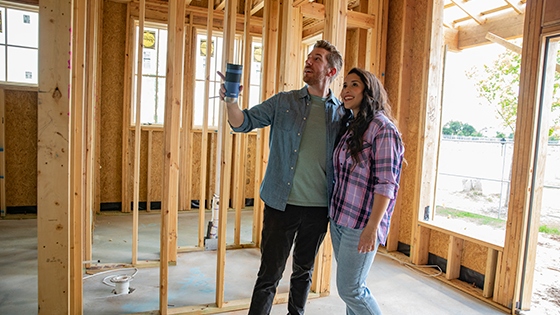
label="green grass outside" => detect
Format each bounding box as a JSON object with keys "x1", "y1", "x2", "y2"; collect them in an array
[
  {"x1": 435, "y1": 206, "x2": 505, "y2": 228},
  {"x1": 539, "y1": 225, "x2": 560, "y2": 235}
]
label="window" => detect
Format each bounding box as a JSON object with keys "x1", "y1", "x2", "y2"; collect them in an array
[
  {"x1": 193, "y1": 32, "x2": 263, "y2": 128},
  {"x1": 132, "y1": 23, "x2": 168, "y2": 125},
  {"x1": 130, "y1": 25, "x2": 263, "y2": 128},
  {"x1": 0, "y1": 4, "x2": 39, "y2": 85}
]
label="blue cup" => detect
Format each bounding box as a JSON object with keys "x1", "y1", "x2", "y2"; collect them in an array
[{"x1": 224, "y1": 63, "x2": 243, "y2": 103}]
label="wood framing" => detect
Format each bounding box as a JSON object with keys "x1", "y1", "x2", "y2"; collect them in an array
[
  {"x1": 37, "y1": 1, "x2": 73, "y2": 313},
  {"x1": 159, "y1": 0, "x2": 186, "y2": 312},
  {"x1": 446, "y1": 235, "x2": 464, "y2": 280},
  {"x1": 132, "y1": 0, "x2": 145, "y2": 266},
  {"x1": 0, "y1": 89, "x2": 5, "y2": 217},
  {"x1": 495, "y1": 0, "x2": 544, "y2": 309},
  {"x1": 70, "y1": 0, "x2": 88, "y2": 312},
  {"x1": 215, "y1": 0, "x2": 237, "y2": 307},
  {"x1": 199, "y1": 0, "x2": 213, "y2": 248}
]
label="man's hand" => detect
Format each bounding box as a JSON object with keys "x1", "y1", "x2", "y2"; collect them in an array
[{"x1": 217, "y1": 71, "x2": 244, "y2": 103}]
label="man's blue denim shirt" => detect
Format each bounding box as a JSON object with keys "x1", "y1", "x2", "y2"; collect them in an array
[{"x1": 231, "y1": 85, "x2": 342, "y2": 211}]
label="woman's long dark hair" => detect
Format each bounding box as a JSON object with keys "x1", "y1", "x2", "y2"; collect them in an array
[{"x1": 337, "y1": 68, "x2": 397, "y2": 166}]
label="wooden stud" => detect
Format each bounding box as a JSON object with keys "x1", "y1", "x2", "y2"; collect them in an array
[
  {"x1": 159, "y1": 0, "x2": 186, "y2": 312},
  {"x1": 446, "y1": 235, "x2": 464, "y2": 280},
  {"x1": 147, "y1": 130, "x2": 153, "y2": 212},
  {"x1": 253, "y1": 0, "x2": 278, "y2": 246},
  {"x1": 199, "y1": 0, "x2": 214, "y2": 248},
  {"x1": 517, "y1": 38, "x2": 559, "y2": 311},
  {"x1": 385, "y1": 0, "x2": 415, "y2": 252},
  {"x1": 71, "y1": 0, "x2": 88, "y2": 312},
  {"x1": 232, "y1": 0, "x2": 254, "y2": 245},
  {"x1": 496, "y1": 0, "x2": 544, "y2": 308},
  {"x1": 122, "y1": 9, "x2": 133, "y2": 214},
  {"x1": 410, "y1": 0, "x2": 444, "y2": 264},
  {"x1": 84, "y1": 0, "x2": 102, "y2": 271},
  {"x1": 215, "y1": 0, "x2": 237, "y2": 307},
  {"x1": 411, "y1": 224, "x2": 431, "y2": 265},
  {"x1": 311, "y1": 0, "x2": 347, "y2": 295},
  {"x1": 179, "y1": 20, "x2": 195, "y2": 213},
  {"x1": 37, "y1": 1, "x2": 73, "y2": 313},
  {"x1": 0, "y1": 89, "x2": 5, "y2": 217},
  {"x1": 94, "y1": 0, "x2": 104, "y2": 216},
  {"x1": 132, "y1": 0, "x2": 145, "y2": 266},
  {"x1": 484, "y1": 248, "x2": 499, "y2": 298}
]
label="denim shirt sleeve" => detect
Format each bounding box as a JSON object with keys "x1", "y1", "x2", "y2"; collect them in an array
[{"x1": 230, "y1": 93, "x2": 279, "y2": 132}]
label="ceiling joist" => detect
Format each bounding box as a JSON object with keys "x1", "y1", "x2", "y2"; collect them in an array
[{"x1": 449, "y1": 0, "x2": 486, "y2": 25}]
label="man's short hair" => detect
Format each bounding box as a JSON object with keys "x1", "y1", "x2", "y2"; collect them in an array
[{"x1": 313, "y1": 39, "x2": 343, "y2": 81}]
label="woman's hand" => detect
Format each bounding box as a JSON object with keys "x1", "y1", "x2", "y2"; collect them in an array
[{"x1": 358, "y1": 226, "x2": 377, "y2": 253}]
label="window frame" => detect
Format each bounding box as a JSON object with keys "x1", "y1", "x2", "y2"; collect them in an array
[{"x1": 0, "y1": 1, "x2": 39, "y2": 89}]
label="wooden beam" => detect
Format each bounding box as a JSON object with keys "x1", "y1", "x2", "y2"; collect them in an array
[
  {"x1": 311, "y1": 0, "x2": 346, "y2": 294},
  {"x1": 446, "y1": 236, "x2": 464, "y2": 280},
  {"x1": 518, "y1": 38, "x2": 559, "y2": 311},
  {"x1": 38, "y1": 1, "x2": 73, "y2": 313},
  {"x1": 292, "y1": 0, "x2": 307, "y2": 8},
  {"x1": 449, "y1": 0, "x2": 485, "y2": 25},
  {"x1": 504, "y1": 0, "x2": 523, "y2": 14},
  {"x1": 457, "y1": 10, "x2": 524, "y2": 49},
  {"x1": 179, "y1": 20, "x2": 195, "y2": 212},
  {"x1": 0, "y1": 89, "x2": 5, "y2": 217},
  {"x1": 215, "y1": 0, "x2": 237, "y2": 308},
  {"x1": 84, "y1": 0, "x2": 102, "y2": 269},
  {"x1": 147, "y1": 130, "x2": 153, "y2": 211},
  {"x1": 253, "y1": 0, "x2": 278, "y2": 246},
  {"x1": 251, "y1": 0, "x2": 264, "y2": 15},
  {"x1": 216, "y1": 0, "x2": 225, "y2": 11},
  {"x1": 444, "y1": 27, "x2": 459, "y2": 52},
  {"x1": 199, "y1": 0, "x2": 214, "y2": 249},
  {"x1": 495, "y1": 0, "x2": 544, "y2": 308},
  {"x1": 122, "y1": 11, "x2": 133, "y2": 215},
  {"x1": 300, "y1": 2, "x2": 375, "y2": 29},
  {"x1": 232, "y1": 0, "x2": 253, "y2": 245},
  {"x1": 71, "y1": 0, "x2": 88, "y2": 312},
  {"x1": 132, "y1": 0, "x2": 146, "y2": 266},
  {"x1": 159, "y1": 0, "x2": 186, "y2": 313},
  {"x1": 483, "y1": 248, "x2": 499, "y2": 298}
]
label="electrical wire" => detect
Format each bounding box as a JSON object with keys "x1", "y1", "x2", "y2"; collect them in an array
[
  {"x1": 377, "y1": 251, "x2": 443, "y2": 277},
  {"x1": 82, "y1": 267, "x2": 139, "y2": 281}
]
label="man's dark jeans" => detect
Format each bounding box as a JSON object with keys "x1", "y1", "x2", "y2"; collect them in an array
[{"x1": 248, "y1": 204, "x2": 329, "y2": 315}]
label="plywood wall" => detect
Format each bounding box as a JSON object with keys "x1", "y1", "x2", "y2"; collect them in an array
[
  {"x1": 4, "y1": 90, "x2": 37, "y2": 207},
  {"x1": 100, "y1": 0, "x2": 127, "y2": 203}
]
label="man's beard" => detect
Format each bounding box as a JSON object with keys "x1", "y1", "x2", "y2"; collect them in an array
[{"x1": 303, "y1": 68, "x2": 327, "y2": 86}]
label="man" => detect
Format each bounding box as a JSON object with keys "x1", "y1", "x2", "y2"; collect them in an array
[{"x1": 219, "y1": 40, "x2": 343, "y2": 315}]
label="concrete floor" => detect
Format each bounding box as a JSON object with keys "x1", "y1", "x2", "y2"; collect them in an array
[{"x1": 0, "y1": 211, "x2": 508, "y2": 315}]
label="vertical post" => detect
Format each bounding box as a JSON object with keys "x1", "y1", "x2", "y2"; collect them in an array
[
  {"x1": 216, "y1": 0, "x2": 237, "y2": 307},
  {"x1": 179, "y1": 19, "x2": 195, "y2": 213},
  {"x1": 38, "y1": 1, "x2": 73, "y2": 313},
  {"x1": 233, "y1": 0, "x2": 253, "y2": 245},
  {"x1": 159, "y1": 0, "x2": 186, "y2": 313},
  {"x1": 199, "y1": 0, "x2": 214, "y2": 248},
  {"x1": 132, "y1": 0, "x2": 145, "y2": 265},
  {"x1": 410, "y1": 0, "x2": 444, "y2": 265},
  {"x1": 147, "y1": 129, "x2": 153, "y2": 212},
  {"x1": 311, "y1": 0, "x2": 347, "y2": 295},
  {"x1": 84, "y1": 0, "x2": 102, "y2": 269},
  {"x1": 0, "y1": 89, "x2": 5, "y2": 217},
  {"x1": 254, "y1": 0, "x2": 278, "y2": 246}
]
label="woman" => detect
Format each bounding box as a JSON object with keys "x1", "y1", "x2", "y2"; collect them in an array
[{"x1": 330, "y1": 68, "x2": 405, "y2": 315}]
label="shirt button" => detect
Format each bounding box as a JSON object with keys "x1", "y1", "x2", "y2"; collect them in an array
[
  {"x1": 288, "y1": 183, "x2": 291, "y2": 185},
  {"x1": 286, "y1": 110, "x2": 289, "y2": 112},
  {"x1": 291, "y1": 167, "x2": 294, "y2": 170},
  {"x1": 298, "y1": 133, "x2": 300, "y2": 136},
  {"x1": 294, "y1": 149, "x2": 297, "y2": 152}
]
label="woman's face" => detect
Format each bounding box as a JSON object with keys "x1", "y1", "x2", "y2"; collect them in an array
[{"x1": 341, "y1": 73, "x2": 364, "y2": 116}]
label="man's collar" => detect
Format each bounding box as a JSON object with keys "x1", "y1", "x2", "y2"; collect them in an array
[{"x1": 299, "y1": 85, "x2": 337, "y2": 103}]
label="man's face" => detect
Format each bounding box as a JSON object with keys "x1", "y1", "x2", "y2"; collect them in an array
[{"x1": 303, "y1": 47, "x2": 333, "y2": 86}]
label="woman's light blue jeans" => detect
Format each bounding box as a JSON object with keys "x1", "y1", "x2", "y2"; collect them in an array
[{"x1": 330, "y1": 218, "x2": 382, "y2": 315}]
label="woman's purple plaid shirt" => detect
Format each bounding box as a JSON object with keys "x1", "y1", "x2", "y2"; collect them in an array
[{"x1": 329, "y1": 113, "x2": 404, "y2": 246}]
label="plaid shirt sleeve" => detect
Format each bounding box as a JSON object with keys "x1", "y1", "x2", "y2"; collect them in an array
[{"x1": 329, "y1": 114, "x2": 404, "y2": 245}]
